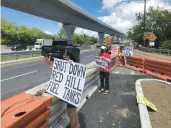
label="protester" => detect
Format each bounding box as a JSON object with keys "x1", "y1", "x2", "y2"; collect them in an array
[
  {"x1": 44, "y1": 51, "x2": 80, "y2": 128},
  {"x1": 97, "y1": 45, "x2": 112, "y2": 95}
]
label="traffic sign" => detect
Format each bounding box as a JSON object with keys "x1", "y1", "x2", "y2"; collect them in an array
[
  {"x1": 144, "y1": 32, "x2": 157, "y2": 41},
  {"x1": 148, "y1": 33, "x2": 157, "y2": 41},
  {"x1": 144, "y1": 32, "x2": 152, "y2": 40}
]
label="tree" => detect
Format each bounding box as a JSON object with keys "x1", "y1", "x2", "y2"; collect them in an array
[
  {"x1": 1, "y1": 19, "x2": 58, "y2": 46},
  {"x1": 128, "y1": 7, "x2": 171, "y2": 48},
  {"x1": 161, "y1": 40, "x2": 171, "y2": 49},
  {"x1": 57, "y1": 28, "x2": 66, "y2": 40},
  {"x1": 1, "y1": 19, "x2": 98, "y2": 46}
]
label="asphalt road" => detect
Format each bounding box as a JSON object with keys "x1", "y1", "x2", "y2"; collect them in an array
[
  {"x1": 77, "y1": 67, "x2": 151, "y2": 128},
  {"x1": 1, "y1": 50, "x2": 99, "y2": 100}
]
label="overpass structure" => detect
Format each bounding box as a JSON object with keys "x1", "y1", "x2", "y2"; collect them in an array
[{"x1": 2, "y1": 0, "x2": 125, "y2": 45}]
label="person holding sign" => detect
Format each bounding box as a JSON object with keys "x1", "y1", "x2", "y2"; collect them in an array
[
  {"x1": 44, "y1": 52, "x2": 81, "y2": 128},
  {"x1": 96, "y1": 45, "x2": 112, "y2": 95}
]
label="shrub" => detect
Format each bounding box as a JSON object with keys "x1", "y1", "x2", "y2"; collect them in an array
[{"x1": 161, "y1": 40, "x2": 171, "y2": 49}]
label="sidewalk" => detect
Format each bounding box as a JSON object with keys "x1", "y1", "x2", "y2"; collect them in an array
[
  {"x1": 78, "y1": 67, "x2": 150, "y2": 128},
  {"x1": 134, "y1": 49, "x2": 171, "y2": 61}
]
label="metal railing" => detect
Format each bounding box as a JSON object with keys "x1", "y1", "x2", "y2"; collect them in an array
[
  {"x1": 1, "y1": 46, "x2": 93, "y2": 61},
  {"x1": 139, "y1": 47, "x2": 171, "y2": 55},
  {"x1": 79, "y1": 46, "x2": 91, "y2": 50},
  {"x1": 1, "y1": 51, "x2": 41, "y2": 61}
]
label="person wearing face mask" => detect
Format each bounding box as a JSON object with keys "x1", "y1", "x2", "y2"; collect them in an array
[{"x1": 98, "y1": 45, "x2": 112, "y2": 95}]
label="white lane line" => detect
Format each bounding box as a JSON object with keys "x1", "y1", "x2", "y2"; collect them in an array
[
  {"x1": 115, "y1": 71, "x2": 119, "y2": 74},
  {"x1": 85, "y1": 55, "x2": 94, "y2": 58},
  {"x1": 2, "y1": 62, "x2": 44, "y2": 72},
  {"x1": 1, "y1": 70, "x2": 38, "y2": 82},
  {"x1": 131, "y1": 71, "x2": 135, "y2": 75}
]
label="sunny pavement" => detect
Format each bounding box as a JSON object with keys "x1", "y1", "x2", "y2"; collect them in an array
[{"x1": 78, "y1": 67, "x2": 151, "y2": 128}]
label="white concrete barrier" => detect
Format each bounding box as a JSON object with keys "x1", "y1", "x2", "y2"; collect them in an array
[{"x1": 25, "y1": 62, "x2": 99, "y2": 127}]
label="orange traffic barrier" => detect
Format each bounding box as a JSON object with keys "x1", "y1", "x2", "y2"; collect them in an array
[
  {"x1": 125, "y1": 56, "x2": 144, "y2": 72},
  {"x1": 144, "y1": 58, "x2": 171, "y2": 81},
  {"x1": 1, "y1": 92, "x2": 52, "y2": 128},
  {"x1": 1, "y1": 63, "x2": 99, "y2": 128},
  {"x1": 38, "y1": 121, "x2": 49, "y2": 128}
]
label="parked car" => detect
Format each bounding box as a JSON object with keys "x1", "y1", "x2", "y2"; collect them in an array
[{"x1": 11, "y1": 44, "x2": 27, "y2": 51}]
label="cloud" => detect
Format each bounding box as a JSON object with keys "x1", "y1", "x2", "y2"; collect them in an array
[
  {"x1": 44, "y1": 30, "x2": 54, "y2": 35},
  {"x1": 98, "y1": 13, "x2": 133, "y2": 34},
  {"x1": 75, "y1": 27, "x2": 99, "y2": 37},
  {"x1": 100, "y1": 0, "x2": 171, "y2": 33},
  {"x1": 57, "y1": 0, "x2": 171, "y2": 38},
  {"x1": 102, "y1": 0, "x2": 121, "y2": 10}
]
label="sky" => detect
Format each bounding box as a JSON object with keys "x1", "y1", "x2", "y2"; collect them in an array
[{"x1": 1, "y1": 0, "x2": 171, "y2": 37}]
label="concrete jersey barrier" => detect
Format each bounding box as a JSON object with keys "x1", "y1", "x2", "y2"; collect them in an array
[
  {"x1": 1, "y1": 55, "x2": 118, "y2": 128},
  {"x1": 1, "y1": 62, "x2": 99, "y2": 128}
]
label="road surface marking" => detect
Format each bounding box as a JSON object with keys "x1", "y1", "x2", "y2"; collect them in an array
[
  {"x1": 112, "y1": 71, "x2": 123, "y2": 74},
  {"x1": 114, "y1": 71, "x2": 119, "y2": 74},
  {"x1": 2, "y1": 62, "x2": 44, "y2": 71},
  {"x1": 1, "y1": 70, "x2": 38, "y2": 82},
  {"x1": 131, "y1": 71, "x2": 135, "y2": 75},
  {"x1": 85, "y1": 55, "x2": 94, "y2": 58}
]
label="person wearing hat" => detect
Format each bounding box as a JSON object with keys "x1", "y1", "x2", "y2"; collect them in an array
[{"x1": 97, "y1": 45, "x2": 112, "y2": 94}]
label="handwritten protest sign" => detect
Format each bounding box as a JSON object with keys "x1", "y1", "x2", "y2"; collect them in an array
[
  {"x1": 111, "y1": 46, "x2": 119, "y2": 56},
  {"x1": 46, "y1": 58, "x2": 87, "y2": 107},
  {"x1": 95, "y1": 56, "x2": 110, "y2": 69},
  {"x1": 123, "y1": 47, "x2": 133, "y2": 56}
]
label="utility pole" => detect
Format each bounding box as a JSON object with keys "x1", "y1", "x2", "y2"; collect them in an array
[{"x1": 143, "y1": 0, "x2": 147, "y2": 46}]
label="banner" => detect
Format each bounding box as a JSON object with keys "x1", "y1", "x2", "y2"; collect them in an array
[
  {"x1": 46, "y1": 58, "x2": 87, "y2": 107},
  {"x1": 111, "y1": 46, "x2": 119, "y2": 56},
  {"x1": 123, "y1": 47, "x2": 133, "y2": 56}
]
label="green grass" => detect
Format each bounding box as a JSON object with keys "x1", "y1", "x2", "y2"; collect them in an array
[{"x1": 1, "y1": 54, "x2": 41, "y2": 62}]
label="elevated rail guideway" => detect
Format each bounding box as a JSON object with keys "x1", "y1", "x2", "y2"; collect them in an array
[{"x1": 2, "y1": 0, "x2": 125, "y2": 45}]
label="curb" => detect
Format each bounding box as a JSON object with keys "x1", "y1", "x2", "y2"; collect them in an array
[
  {"x1": 1, "y1": 56, "x2": 44, "y2": 67},
  {"x1": 135, "y1": 79, "x2": 171, "y2": 128}
]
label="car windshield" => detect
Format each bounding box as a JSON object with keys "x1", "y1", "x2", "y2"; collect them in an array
[
  {"x1": 52, "y1": 41, "x2": 68, "y2": 46},
  {"x1": 35, "y1": 42, "x2": 41, "y2": 45},
  {"x1": 14, "y1": 44, "x2": 21, "y2": 47}
]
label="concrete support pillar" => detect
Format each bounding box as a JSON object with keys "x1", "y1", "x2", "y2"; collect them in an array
[
  {"x1": 98, "y1": 32, "x2": 104, "y2": 46},
  {"x1": 62, "y1": 24, "x2": 76, "y2": 43},
  {"x1": 120, "y1": 36, "x2": 124, "y2": 43},
  {"x1": 116, "y1": 36, "x2": 120, "y2": 43}
]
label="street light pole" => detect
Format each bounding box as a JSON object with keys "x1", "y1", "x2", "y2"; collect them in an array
[{"x1": 143, "y1": 0, "x2": 147, "y2": 46}]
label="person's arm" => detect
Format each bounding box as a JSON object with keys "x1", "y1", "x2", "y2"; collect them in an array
[
  {"x1": 44, "y1": 56, "x2": 54, "y2": 69},
  {"x1": 63, "y1": 50, "x2": 73, "y2": 63},
  {"x1": 44, "y1": 56, "x2": 73, "y2": 70}
]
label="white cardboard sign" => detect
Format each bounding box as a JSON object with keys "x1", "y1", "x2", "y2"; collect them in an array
[
  {"x1": 95, "y1": 56, "x2": 109, "y2": 69},
  {"x1": 46, "y1": 58, "x2": 87, "y2": 107}
]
